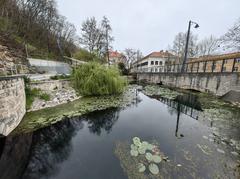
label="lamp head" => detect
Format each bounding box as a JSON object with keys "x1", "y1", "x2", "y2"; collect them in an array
[{"x1": 194, "y1": 23, "x2": 200, "y2": 28}]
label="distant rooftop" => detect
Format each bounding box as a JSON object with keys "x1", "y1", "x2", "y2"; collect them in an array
[
  {"x1": 188, "y1": 51, "x2": 240, "y2": 63},
  {"x1": 109, "y1": 51, "x2": 124, "y2": 58}
]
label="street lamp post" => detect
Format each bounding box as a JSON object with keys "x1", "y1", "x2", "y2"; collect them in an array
[{"x1": 181, "y1": 20, "x2": 199, "y2": 72}]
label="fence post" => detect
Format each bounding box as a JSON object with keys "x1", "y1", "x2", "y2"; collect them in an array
[
  {"x1": 197, "y1": 62, "x2": 200, "y2": 73},
  {"x1": 203, "y1": 61, "x2": 207, "y2": 73},
  {"x1": 232, "y1": 58, "x2": 236, "y2": 72},
  {"x1": 221, "y1": 59, "x2": 225, "y2": 72},
  {"x1": 191, "y1": 63, "x2": 194, "y2": 73},
  {"x1": 211, "y1": 61, "x2": 215, "y2": 73}
]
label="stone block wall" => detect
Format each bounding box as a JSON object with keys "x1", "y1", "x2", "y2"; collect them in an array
[
  {"x1": 30, "y1": 80, "x2": 70, "y2": 91},
  {"x1": 0, "y1": 76, "x2": 26, "y2": 136},
  {"x1": 137, "y1": 72, "x2": 240, "y2": 96}
]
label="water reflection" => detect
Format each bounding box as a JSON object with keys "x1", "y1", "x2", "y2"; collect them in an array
[
  {"x1": 0, "y1": 108, "x2": 121, "y2": 179},
  {"x1": 0, "y1": 133, "x2": 32, "y2": 179},
  {"x1": 84, "y1": 108, "x2": 120, "y2": 135},
  {"x1": 154, "y1": 93, "x2": 202, "y2": 120},
  {"x1": 153, "y1": 93, "x2": 203, "y2": 138}
]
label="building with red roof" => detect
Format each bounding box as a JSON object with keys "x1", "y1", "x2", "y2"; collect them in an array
[
  {"x1": 131, "y1": 50, "x2": 177, "y2": 72},
  {"x1": 108, "y1": 51, "x2": 126, "y2": 65}
]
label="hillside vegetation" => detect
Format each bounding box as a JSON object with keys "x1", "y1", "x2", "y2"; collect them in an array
[{"x1": 0, "y1": 0, "x2": 77, "y2": 60}]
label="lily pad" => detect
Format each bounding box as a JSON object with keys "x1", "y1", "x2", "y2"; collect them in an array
[
  {"x1": 138, "y1": 145, "x2": 146, "y2": 154},
  {"x1": 152, "y1": 155, "x2": 162, "y2": 163},
  {"x1": 141, "y1": 141, "x2": 149, "y2": 147},
  {"x1": 137, "y1": 163, "x2": 146, "y2": 173},
  {"x1": 130, "y1": 149, "x2": 138, "y2": 157},
  {"x1": 131, "y1": 144, "x2": 138, "y2": 151},
  {"x1": 145, "y1": 152, "x2": 153, "y2": 161},
  {"x1": 149, "y1": 163, "x2": 159, "y2": 175},
  {"x1": 133, "y1": 137, "x2": 141, "y2": 146},
  {"x1": 147, "y1": 144, "x2": 155, "y2": 151}
]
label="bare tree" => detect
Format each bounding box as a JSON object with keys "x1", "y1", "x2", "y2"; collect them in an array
[
  {"x1": 80, "y1": 17, "x2": 99, "y2": 53},
  {"x1": 123, "y1": 48, "x2": 142, "y2": 69},
  {"x1": 79, "y1": 16, "x2": 114, "y2": 60},
  {"x1": 0, "y1": 0, "x2": 78, "y2": 59},
  {"x1": 197, "y1": 35, "x2": 220, "y2": 56},
  {"x1": 99, "y1": 16, "x2": 114, "y2": 62},
  {"x1": 221, "y1": 18, "x2": 240, "y2": 51},
  {"x1": 170, "y1": 32, "x2": 198, "y2": 62}
]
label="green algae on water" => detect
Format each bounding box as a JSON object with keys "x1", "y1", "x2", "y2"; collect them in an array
[{"x1": 12, "y1": 86, "x2": 137, "y2": 135}]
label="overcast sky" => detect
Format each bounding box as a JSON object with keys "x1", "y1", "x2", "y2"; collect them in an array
[{"x1": 57, "y1": 0, "x2": 240, "y2": 55}]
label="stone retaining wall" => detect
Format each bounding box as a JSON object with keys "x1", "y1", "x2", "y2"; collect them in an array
[
  {"x1": 137, "y1": 72, "x2": 240, "y2": 96},
  {"x1": 0, "y1": 76, "x2": 26, "y2": 136},
  {"x1": 30, "y1": 79, "x2": 70, "y2": 91}
]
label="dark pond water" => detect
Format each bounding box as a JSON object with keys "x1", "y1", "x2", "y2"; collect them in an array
[{"x1": 0, "y1": 91, "x2": 239, "y2": 179}]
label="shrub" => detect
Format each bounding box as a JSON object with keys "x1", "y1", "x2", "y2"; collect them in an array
[
  {"x1": 25, "y1": 87, "x2": 51, "y2": 109},
  {"x1": 73, "y1": 49, "x2": 101, "y2": 62},
  {"x1": 50, "y1": 74, "x2": 71, "y2": 80},
  {"x1": 72, "y1": 62, "x2": 127, "y2": 96},
  {"x1": 39, "y1": 93, "x2": 51, "y2": 101},
  {"x1": 25, "y1": 88, "x2": 41, "y2": 109},
  {"x1": 118, "y1": 62, "x2": 129, "y2": 75}
]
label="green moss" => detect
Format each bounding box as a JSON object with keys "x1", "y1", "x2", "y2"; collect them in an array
[
  {"x1": 39, "y1": 93, "x2": 51, "y2": 101},
  {"x1": 25, "y1": 88, "x2": 41, "y2": 110},
  {"x1": 25, "y1": 88, "x2": 51, "y2": 109}
]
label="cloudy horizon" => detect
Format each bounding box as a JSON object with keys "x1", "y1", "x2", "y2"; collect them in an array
[{"x1": 57, "y1": 0, "x2": 240, "y2": 55}]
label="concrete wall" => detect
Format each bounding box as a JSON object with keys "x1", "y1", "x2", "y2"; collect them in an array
[
  {"x1": 137, "y1": 72, "x2": 240, "y2": 96},
  {"x1": 28, "y1": 58, "x2": 71, "y2": 75},
  {"x1": 0, "y1": 76, "x2": 26, "y2": 136}
]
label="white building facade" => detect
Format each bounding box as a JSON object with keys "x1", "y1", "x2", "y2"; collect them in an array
[{"x1": 132, "y1": 51, "x2": 177, "y2": 73}]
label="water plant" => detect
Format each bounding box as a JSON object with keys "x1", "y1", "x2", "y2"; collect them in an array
[
  {"x1": 130, "y1": 149, "x2": 138, "y2": 157},
  {"x1": 145, "y1": 152, "x2": 153, "y2": 161},
  {"x1": 72, "y1": 62, "x2": 127, "y2": 96},
  {"x1": 143, "y1": 85, "x2": 182, "y2": 99},
  {"x1": 137, "y1": 163, "x2": 146, "y2": 173},
  {"x1": 126, "y1": 137, "x2": 165, "y2": 176},
  {"x1": 149, "y1": 163, "x2": 159, "y2": 175},
  {"x1": 152, "y1": 155, "x2": 162, "y2": 163}
]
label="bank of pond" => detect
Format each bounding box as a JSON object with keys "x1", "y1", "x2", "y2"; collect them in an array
[{"x1": 0, "y1": 85, "x2": 239, "y2": 179}]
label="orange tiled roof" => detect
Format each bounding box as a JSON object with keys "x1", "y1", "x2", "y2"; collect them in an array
[
  {"x1": 142, "y1": 50, "x2": 175, "y2": 60},
  {"x1": 109, "y1": 51, "x2": 124, "y2": 58}
]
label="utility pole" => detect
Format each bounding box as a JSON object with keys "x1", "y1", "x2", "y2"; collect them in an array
[{"x1": 181, "y1": 20, "x2": 199, "y2": 73}]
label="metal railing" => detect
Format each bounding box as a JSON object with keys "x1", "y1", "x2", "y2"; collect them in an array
[{"x1": 134, "y1": 58, "x2": 240, "y2": 73}]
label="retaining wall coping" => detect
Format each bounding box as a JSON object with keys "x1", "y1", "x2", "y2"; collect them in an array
[{"x1": 0, "y1": 75, "x2": 25, "y2": 81}]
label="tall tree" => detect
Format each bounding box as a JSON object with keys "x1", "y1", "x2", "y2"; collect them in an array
[
  {"x1": 170, "y1": 32, "x2": 198, "y2": 62},
  {"x1": 100, "y1": 16, "x2": 114, "y2": 62},
  {"x1": 79, "y1": 16, "x2": 114, "y2": 59},
  {"x1": 80, "y1": 17, "x2": 99, "y2": 53},
  {"x1": 221, "y1": 18, "x2": 240, "y2": 51},
  {"x1": 197, "y1": 35, "x2": 220, "y2": 56},
  {"x1": 123, "y1": 48, "x2": 142, "y2": 69}
]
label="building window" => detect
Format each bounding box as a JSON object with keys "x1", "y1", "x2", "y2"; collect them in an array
[
  {"x1": 224, "y1": 59, "x2": 228, "y2": 64},
  {"x1": 159, "y1": 61, "x2": 163, "y2": 65},
  {"x1": 155, "y1": 61, "x2": 158, "y2": 65},
  {"x1": 151, "y1": 61, "x2": 154, "y2": 65}
]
